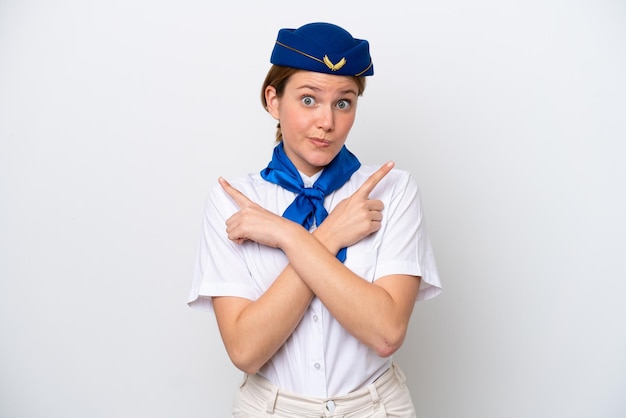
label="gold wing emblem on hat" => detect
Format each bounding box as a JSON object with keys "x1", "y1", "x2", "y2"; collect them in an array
[{"x1": 323, "y1": 55, "x2": 346, "y2": 71}]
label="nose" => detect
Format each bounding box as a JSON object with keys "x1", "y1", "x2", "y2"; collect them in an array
[{"x1": 317, "y1": 105, "x2": 334, "y2": 132}]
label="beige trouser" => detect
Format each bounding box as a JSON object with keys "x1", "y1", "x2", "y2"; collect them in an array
[{"x1": 231, "y1": 362, "x2": 417, "y2": 417}]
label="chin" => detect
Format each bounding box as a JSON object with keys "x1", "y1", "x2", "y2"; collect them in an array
[{"x1": 308, "y1": 153, "x2": 337, "y2": 168}]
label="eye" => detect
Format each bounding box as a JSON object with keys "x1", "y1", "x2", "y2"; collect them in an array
[
  {"x1": 336, "y1": 99, "x2": 351, "y2": 110},
  {"x1": 301, "y1": 95, "x2": 316, "y2": 106}
]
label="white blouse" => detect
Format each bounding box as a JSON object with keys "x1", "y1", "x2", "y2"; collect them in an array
[{"x1": 188, "y1": 164, "x2": 442, "y2": 398}]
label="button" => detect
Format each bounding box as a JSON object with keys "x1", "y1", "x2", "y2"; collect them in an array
[
  {"x1": 313, "y1": 314, "x2": 319, "y2": 322},
  {"x1": 325, "y1": 400, "x2": 336, "y2": 412},
  {"x1": 314, "y1": 362, "x2": 321, "y2": 370}
]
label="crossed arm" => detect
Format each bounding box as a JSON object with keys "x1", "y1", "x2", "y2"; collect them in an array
[{"x1": 212, "y1": 162, "x2": 421, "y2": 374}]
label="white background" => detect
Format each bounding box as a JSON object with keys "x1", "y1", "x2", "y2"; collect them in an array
[{"x1": 1, "y1": 1, "x2": 625, "y2": 417}]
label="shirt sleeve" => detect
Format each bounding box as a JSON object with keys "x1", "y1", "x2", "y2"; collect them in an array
[
  {"x1": 373, "y1": 170, "x2": 442, "y2": 302},
  {"x1": 187, "y1": 183, "x2": 258, "y2": 312}
]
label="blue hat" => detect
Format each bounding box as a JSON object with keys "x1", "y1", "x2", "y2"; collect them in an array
[{"x1": 270, "y1": 22, "x2": 374, "y2": 77}]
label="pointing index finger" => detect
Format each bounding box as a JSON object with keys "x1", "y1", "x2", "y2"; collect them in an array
[
  {"x1": 356, "y1": 161, "x2": 395, "y2": 198},
  {"x1": 218, "y1": 176, "x2": 250, "y2": 208}
]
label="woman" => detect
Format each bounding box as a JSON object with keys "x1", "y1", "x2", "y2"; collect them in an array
[{"x1": 188, "y1": 22, "x2": 442, "y2": 417}]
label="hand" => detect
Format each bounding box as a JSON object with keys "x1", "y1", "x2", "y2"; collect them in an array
[
  {"x1": 315, "y1": 162, "x2": 394, "y2": 252},
  {"x1": 219, "y1": 177, "x2": 297, "y2": 248}
]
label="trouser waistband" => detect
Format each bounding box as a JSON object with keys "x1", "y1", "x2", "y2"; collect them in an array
[{"x1": 240, "y1": 362, "x2": 407, "y2": 416}]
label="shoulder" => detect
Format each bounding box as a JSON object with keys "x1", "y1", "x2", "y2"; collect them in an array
[
  {"x1": 204, "y1": 172, "x2": 267, "y2": 209},
  {"x1": 350, "y1": 164, "x2": 418, "y2": 197},
  {"x1": 355, "y1": 164, "x2": 414, "y2": 181},
  {"x1": 204, "y1": 172, "x2": 293, "y2": 215},
  {"x1": 215, "y1": 172, "x2": 267, "y2": 195}
]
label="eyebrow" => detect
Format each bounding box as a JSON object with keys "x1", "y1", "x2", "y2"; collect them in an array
[{"x1": 296, "y1": 84, "x2": 358, "y2": 96}]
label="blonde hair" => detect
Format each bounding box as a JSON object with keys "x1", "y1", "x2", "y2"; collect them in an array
[{"x1": 261, "y1": 65, "x2": 367, "y2": 142}]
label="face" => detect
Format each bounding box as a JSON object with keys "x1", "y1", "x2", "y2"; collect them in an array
[{"x1": 265, "y1": 71, "x2": 359, "y2": 176}]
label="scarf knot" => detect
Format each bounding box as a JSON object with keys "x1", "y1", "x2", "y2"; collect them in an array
[
  {"x1": 301, "y1": 187, "x2": 325, "y2": 201},
  {"x1": 260, "y1": 142, "x2": 360, "y2": 262}
]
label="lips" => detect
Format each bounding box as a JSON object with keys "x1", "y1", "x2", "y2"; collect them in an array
[{"x1": 310, "y1": 137, "x2": 331, "y2": 147}]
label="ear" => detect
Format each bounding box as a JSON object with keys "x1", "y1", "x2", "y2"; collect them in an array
[{"x1": 264, "y1": 85, "x2": 280, "y2": 120}]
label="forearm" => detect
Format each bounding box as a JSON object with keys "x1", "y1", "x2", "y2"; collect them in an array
[
  {"x1": 217, "y1": 224, "x2": 356, "y2": 372},
  {"x1": 214, "y1": 264, "x2": 313, "y2": 374},
  {"x1": 287, "y1": 226, "x2": 416, "y2": 357}
]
